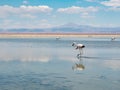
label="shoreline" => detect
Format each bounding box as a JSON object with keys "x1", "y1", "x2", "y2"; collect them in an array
[{"x1": 0, "y1": 33, "x2": 120, "y2": 38}]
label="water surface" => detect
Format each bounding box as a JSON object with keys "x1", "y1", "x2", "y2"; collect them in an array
[{"x1": 0, "y1": 37, "x2": 120, "y2": 90}]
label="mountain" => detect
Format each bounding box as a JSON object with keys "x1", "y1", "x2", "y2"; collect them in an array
[
  {"x1": 51, "y1": 23, "x2": 120, "y2": 33},
  {"x1": 0, "y1": 23, "x2": 120, "y2": 33}
]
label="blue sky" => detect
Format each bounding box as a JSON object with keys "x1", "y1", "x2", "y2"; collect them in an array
[{"x1": 0, "y1": 0, "x2": 120, "y2": 29}]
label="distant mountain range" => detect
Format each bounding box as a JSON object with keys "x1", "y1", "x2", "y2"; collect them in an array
[{"x1": 0, "y1": 23, "x2": 120, "y2": 33}]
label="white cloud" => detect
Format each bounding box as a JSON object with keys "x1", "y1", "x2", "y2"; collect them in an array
[
  {"x1": 101, "y1": 0, "x2": 120, "y2": 11},
  {"x1": 0, "y1": 5, "x2": 53, "y2": 29},
  {"x1": 86, "y1": 0, "x2": 96, "y2": 2},
  {"x1": 40, "y1": 19, "x2": 48, "y2": 23},
  {"x1": 20, "y1": 5, "x2": 53, "y2": 13},
  {"x1": 0, "y1": 5, "x2": 53, "y2": 18},
  {"x1": 20, "y1": 14, "x2": 36, "y2": 19},
  {"x1": 101, "y1": 0, "x2": 120, "y2": 7},
  {"x1": 58, "y1": 6, "x2": 98, "y2": 14},
  {"x1": 22, "y1": 0, "x2": 29, "y2": 5},
  {"x1": 80, "y1": 13, "x2": 95, "y2": 18},
  {"x1": 57, "y1": 6, "x2": 98, "y2": 18},
  {"x1": 109, "y1": 7, "x2": 120, "y2": 11},
  {"x1": 0, "y1": 19, "x2": 53, "y2": 29}
]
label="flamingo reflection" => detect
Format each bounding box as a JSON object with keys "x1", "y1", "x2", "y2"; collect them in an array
[{"x1": 72, "y1": 54, "x2": 85, "y2": 71}]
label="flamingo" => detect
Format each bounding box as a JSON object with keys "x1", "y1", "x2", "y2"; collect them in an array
[
  {"x1": 56, "y1": 37, "x2": 60, "y2": 40},
  {"x1": 72, "y1": 42, "x2": 85, "y2": 55},
  {"x1": 111, "y1": 37, "x2": 116, "y2": 41}
]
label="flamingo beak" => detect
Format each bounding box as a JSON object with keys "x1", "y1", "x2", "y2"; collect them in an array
[{"x1": 82, "y1": 45, "x2": 85, "y2": 48}]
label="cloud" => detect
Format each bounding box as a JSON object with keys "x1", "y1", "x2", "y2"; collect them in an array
[
  {"x1": 101, "y1": 0, "x2": 120, "y2": 7},
  {"x1": 0, "y1": 5, "x2": 53, "y2": 18},
  {"x1": 20, "y1": 5, "x2": 53, "y2": 13},
  {"x1": 101, "y1": 0, "x2": 120, "y2": 11},
  {"x1": 85, "y1": 0, "x2": 97, "y2": 2},
  {"x1": 0, "y1": 18, "x2": 53, "y2": 29},
  {"x1": 57, "y1": 6, "x2": 98, "y2": 18},
  {"x1": 0, "y1": 5, "x2": 53, "y2": 28},
  {"x1": 20, "y1": 14, "x2": 36, "y2": 19},
  {"x1": 22, "y1": 0, "x2": 29, "y2": 5},
  {"x1": 109, "y1": 7, "x2": 120, "y2": 11},
  {"x1": 58, "y1": 6, "x2": 98, "y2": 14}
]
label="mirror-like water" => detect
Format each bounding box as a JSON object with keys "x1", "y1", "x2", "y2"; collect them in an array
[{"x1": 0, "y1": 37, "x2": 120, "y2": 90}]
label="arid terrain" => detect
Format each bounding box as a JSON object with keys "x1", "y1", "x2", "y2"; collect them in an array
[{"x1": 0, "y1": 33, "x2": 120, "y2": 38}]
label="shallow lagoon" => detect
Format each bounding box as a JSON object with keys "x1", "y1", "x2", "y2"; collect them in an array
[{"x1": 0, "y1": 37, "x2": 120, "y2": 90}]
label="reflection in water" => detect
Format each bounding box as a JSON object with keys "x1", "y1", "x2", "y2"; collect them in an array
[{"x1": 72, "y1": 55, "x2": 85, "y2": 71}]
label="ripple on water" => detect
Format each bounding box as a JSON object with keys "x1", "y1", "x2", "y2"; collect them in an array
[{"x1": 0, "y1": 73, "x2": 74, "y2": 90}]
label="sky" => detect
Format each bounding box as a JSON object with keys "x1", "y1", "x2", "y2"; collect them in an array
[{"x1": 0, "y1": 0, "x2": 120, "y2": 29}]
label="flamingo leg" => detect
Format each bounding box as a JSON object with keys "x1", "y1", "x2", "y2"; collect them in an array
[{"x1": 79, "y1": 48, "x2": 83, "y2": 55}]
